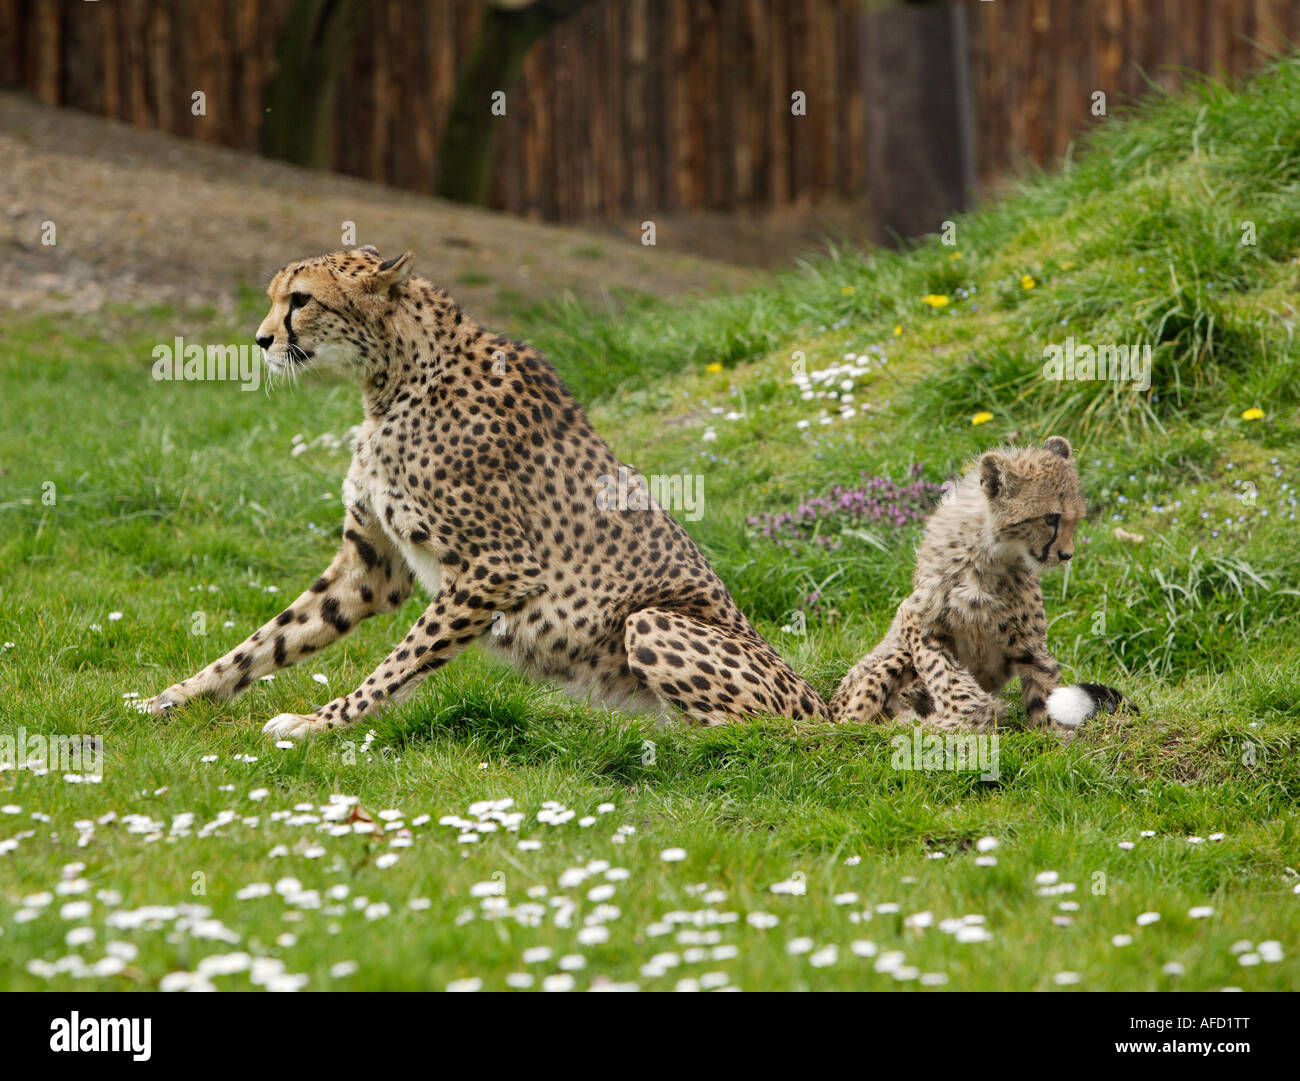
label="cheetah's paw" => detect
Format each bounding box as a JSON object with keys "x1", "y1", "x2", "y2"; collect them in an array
[
  {"x1": 262, "y1": 713, "x2": 327, "y2": 740},
  {"x1": 139, "y1": 686, "x2": 188, "y2": 716}
]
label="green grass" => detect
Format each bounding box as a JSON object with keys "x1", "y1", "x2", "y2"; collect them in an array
[{"x1": 3, "y1": 60, "x2": 1300, "y2": 992}]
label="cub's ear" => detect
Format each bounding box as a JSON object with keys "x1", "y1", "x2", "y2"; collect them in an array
[
  {"x1": 356, "y1": 245, "x2": 381, "y2": 257},
  {"x1": 365, "y1": 250, "x2": 413, "y2": 293},
  {"x1": 979, "y1": 451, "x2": 1017, "y2": 500},
  {"x1": 1043, "y1": 435, "x2": 1072, "y2": 460}
]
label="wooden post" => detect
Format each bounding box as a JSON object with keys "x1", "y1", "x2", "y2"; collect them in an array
[{"x1": 861, "y1": 1, "x2": 977, "y2": 246}]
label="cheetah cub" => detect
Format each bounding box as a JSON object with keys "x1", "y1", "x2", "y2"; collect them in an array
[
  {"x1": 830, "y1": 436, "x2": 1134, "y2": 735},
  {"x1": 143, "y1": 248, "x2": 828, "y2": 737}
]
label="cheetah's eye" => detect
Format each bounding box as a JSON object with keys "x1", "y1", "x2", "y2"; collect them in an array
[
  {"x1": 1043, "y1": 513, "x2": 1061, "y2": 527},
  {"x1": 289, "y1": 292, "x2": 312, "y2": 310}
]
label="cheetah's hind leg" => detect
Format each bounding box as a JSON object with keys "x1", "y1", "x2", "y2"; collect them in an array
[{"x1": 624, "y1": 607, "x2": 829, "y2": 725}]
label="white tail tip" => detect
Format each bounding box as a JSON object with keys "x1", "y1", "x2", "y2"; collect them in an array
[{"x1": 1047, "y1": 685, "x2": 1096, "y2": 728}]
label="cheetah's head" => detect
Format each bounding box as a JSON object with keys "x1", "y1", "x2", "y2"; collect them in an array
[
  {"x1": 255, "y1": 247, "x2": 413, "y2": 377},
  {"x1": 978, "y1": 436, "x2": 1087, "y2": 572}
]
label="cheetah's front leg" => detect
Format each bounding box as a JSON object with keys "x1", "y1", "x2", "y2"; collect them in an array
[
  {"x1": 142, "y1": 512, "x2": 413, "y2": 715},
  {"x1": 264, "y1": 557, "x2": 544, "y2": 739}
]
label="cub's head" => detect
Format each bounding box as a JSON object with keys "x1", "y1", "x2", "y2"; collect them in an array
[
  {"x1": 978, "y1": 436, "x2": 1086, "y2": 572},
  {"x1": 255, "y1": 247, "x2": 413, "y2": 376}
]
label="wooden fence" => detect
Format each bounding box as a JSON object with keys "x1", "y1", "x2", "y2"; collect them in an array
[{"x1": 1, "y1": 0, "x2": 1296, "y2": 223}]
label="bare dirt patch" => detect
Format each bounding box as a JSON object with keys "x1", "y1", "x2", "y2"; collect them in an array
[{"x1": 0, "y1": 93, "x2": 753, "y2": 324}]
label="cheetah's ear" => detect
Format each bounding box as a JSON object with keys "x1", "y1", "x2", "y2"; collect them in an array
[
  {"x1": 365, "y1": 250, "x2": 413, "y2": 293},
  {"x1": 979, "y1": 451, "x2": 1017, "y2": 500},
  {"x1": 356, "y1": 245, "x2": 381, "y2": 257},
  {"x1": 1043, "y1": 436, "x2": 1072, "y2": 460}
]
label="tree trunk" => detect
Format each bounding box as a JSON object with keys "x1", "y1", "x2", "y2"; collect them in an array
[
  {"x1": 861, "y1": 1, "x2": 976, "y2": 246},
  {"x1": 435, "y1": 0, "x2": 596, "y2": 206},
  {"x1": 262, "y1": 0, "x2": 368, "y2": 168}
]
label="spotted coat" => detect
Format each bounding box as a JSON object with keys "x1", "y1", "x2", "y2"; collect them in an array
[
  {"x1": 830, "y1": 437, "x2": 1128, "y2": 735},
  {"x1": 144, "y1": 248, "x2": 829, "y2": 737}
]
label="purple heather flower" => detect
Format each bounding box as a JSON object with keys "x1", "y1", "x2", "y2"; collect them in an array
[{"x1": 748, "y1": 468, "x2": 945, "y2": 547}]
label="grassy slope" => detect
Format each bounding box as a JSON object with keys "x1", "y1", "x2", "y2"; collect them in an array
[{"x1": 1, "y1": 63, "x2": 1299, "y2": 991}]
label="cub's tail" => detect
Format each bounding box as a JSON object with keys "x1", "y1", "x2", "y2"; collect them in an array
[{"x1": 1046, "y1": 682, "x2": 1139, "y2": 729}]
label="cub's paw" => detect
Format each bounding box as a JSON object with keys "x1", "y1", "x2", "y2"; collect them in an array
[
  {"x1": 262, "y1": 713, "x2": 328, "y2": 740},
  {"x1": 139, "y1": 686, "x2": 189, "y2": 716},
  {"x1": 958, "y1": 699, "x2": 1000, "y2": 734}
]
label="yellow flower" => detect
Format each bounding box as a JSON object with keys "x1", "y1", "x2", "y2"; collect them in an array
[
  {"x1": 1241, "y1": 407, "x2": 1265, "y2": 421},
  {"x1": 893, "y1": 325, "x2": 903, "y2": 337},
  {"x1": 949, "y1": 251, "x2": 963, "y2": 261},
  {"x1": 841, "y1": 285, "x2": 856, "y2": 295},
  {"x1": 971, "y1": 411, "x2": 994, "y2": 426},
  {"x1": 1021, "y1": 275, "x2": 1036, "y2": 290},
  {"x1": 705, "y1": 362, "x2": 723, "y2": 374},
  {"x1": 921, "y1": 294, "x2": 950, "y2": 308}
]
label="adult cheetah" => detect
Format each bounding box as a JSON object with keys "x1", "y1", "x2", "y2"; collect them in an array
[{"x1": 143, "y1": 248, "x2": 828, "y2": 737}]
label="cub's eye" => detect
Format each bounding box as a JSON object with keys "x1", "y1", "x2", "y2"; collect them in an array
[
  {"x1": 1043, "y1": 513, "x2": 1061, "y2": 527},
  {"x1": 289, "y1": 292, "x2": 311, "y2": 310}
]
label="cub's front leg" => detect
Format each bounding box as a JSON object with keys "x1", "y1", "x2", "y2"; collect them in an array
[
  {"x1": 907, "y1": 628, "x2": 1000, "y2": 733},
  {"x1": 142, "y1": 512, "x2": 413, "y2": 715},
  {"x1": 1007, "y1": 599, "x2": 1137, "y2": 736},
  {"x1": 1010, "y1": 644, "x2": 1062, "y2": 731}
]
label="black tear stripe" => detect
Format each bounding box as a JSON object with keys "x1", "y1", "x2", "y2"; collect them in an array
[
  {"x1": 282, "y1": 306, "x2": 315, "y2": 359},
  {"x1": 283, "y1": 307, "x2": 296, "y2": 349},
  {"x1": 1037, "y1": 520, "x2": 1059, "y2": 563}
]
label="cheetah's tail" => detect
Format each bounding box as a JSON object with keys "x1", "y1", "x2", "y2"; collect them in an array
[{"x1": 1046, "y1": 682, "x2": 1140, "y2": 729}]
